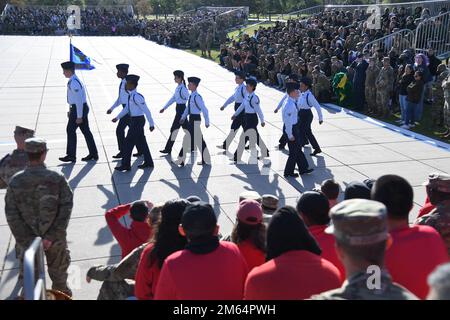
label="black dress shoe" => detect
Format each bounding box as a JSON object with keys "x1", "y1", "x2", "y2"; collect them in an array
[
  {"x1": 59, "y1": 156, "x2": 76, "y2": 163},
  {"x1": 284, "y1": 173, "x2": 299, "y2": 178},
  {"x1": 133, "y1": 152, "x2": 143, "y2": 157},
  {"x1": 114, "y1": 165, "x2": 131, "y2": 172},
  {"x1": 82, "y1": 154, "x2": 99, "y2": 161},
  {"x1": 299, "y1": 168, "x2": 314, "y2": 175},
  {"x1": 245, "y1": 145, "x2": 250, "y2": 150},
  {"x1": 216, "y1": 144, "x2": 226, "y2": 150},
  {"x1": 310, "y1": 149, "x2": 322, "y2": 156},
  {"x1": 112, "y1": 152, "x2": 123, "y2": 159},
  {"x1": 159, "y1": 149, "x2": 171, "y2": 154},
  {"x1": 278, "y1": 144, "x2": 286, "y2": 150},
  {"x1": 138, "y1": 162, "x2": 154, "y2": 169}
]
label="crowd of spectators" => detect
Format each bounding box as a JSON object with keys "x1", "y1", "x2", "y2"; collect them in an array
[
  {"x1": 0, "y1": 5, "x2": 141, "y2": 36},
  {"x1": 218, "y1": 6, "x2": 450, "y2": 135},
  {"x1": 85, "y1": 172, "x2": 450, "y2": 300}
]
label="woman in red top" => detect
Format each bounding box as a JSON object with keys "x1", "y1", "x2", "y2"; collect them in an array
[
  {"x1": 231, "y1": 199, "x2": 266, "y2": 271},
  {"x1": 244, "y1": 206, "x2": 341, "y2": 300},
  {"x1": 134, "y1": 199, "x2": 189, "y2": 300}
]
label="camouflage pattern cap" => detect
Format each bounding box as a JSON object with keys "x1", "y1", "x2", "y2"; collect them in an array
[
  {"x1": 423, "y1": 173, "x2": 450, "y2": 193},
  {"x1": 326, "y1": 199, "x2": 388, "y2": 246},
  {"x1": 24, "y1": 138, "x2": 48, "y2": 153},
  {"x1": 14, "y1": 126, "x2": 35, "y2": 138},
  {"x1": 239, "y1": 191, "x2": 262, "y2": 204}
]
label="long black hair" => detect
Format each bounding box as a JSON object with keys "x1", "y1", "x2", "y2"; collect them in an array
[
  {"x1": 266, "y1": 206, "x2": 322, "y2": 261},
  {"x1": 231, "y1": 222, "x2": 266, "y2": 252},
  {"x1": 148, "y1": 199, "x2": 189, "y2": 269}
]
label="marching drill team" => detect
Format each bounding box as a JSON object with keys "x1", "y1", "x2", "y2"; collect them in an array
[{"x1": 58, "y1": 61, "x2": 322, "y2": 177}]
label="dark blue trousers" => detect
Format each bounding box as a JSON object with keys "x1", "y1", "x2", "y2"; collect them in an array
[
  {"x1": 66, "y1": 104, "x2": 98, "y2": 158},
  {"x1": 121, "y1": 116, "x2": 153, "y2": 167}
]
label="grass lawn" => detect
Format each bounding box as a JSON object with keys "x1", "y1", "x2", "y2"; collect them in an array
[
  {"x1": 358, "y1": 104, "x2": 449, "y2": 144},
  {"x1": 227, "y1": 21, "x2": 276, "y2": 40},
  {"x1": 184, "y1": 48, "x2": 221, "y2": 64}
]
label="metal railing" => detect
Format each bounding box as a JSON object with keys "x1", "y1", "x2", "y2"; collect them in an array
[
  {"x1": 415, "y1": 11, "x2": 450, "y2": 59},
  {"x1": 24, "y1": 237, "x2": 47, "y2": 300},
  {"x1": 364, "y1": 29, "x2": 416, "y2": 55},
  {"x1": 282, "y1": 5, "x2": 323, "y2": 20},
  {"x1": 281, "y1": 0, "x2": 450, "y2": 21}
]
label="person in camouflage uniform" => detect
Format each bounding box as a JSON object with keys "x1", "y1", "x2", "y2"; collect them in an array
[
  {"x1": 198, "y1": 29, "x2": 207, "y2": 58},
  {"x1": 5, "y1": 138, "x2": 73, "y2": 296},
  {"x1": 375, "y1": 57, "x2": 395, "y2": 118},
  {"x1": 311, "y1": 199, "x2": 418, "y2": 300},
  {"x1": 439, "y1": 70, "x2": 450, "y2": 138},
  {"x1": 86, "y1": 243, "x2": 147, "y2": 300},
  {"x1": 189, "y1": 27, "x2": 198, "y2": 51},
  {"x1": 431, "y1": 64, "x2": 449, "y2": 127},
  {"x1": 415, "y1": 173, "x2": 450, "y2": 256},
  {"x1": 206, "y1": 27, "x2": 213, "y2": 59},
  {"x1": 0, "y1": 126, "x2": 34, "y2": 189},
  {"x1": 312, "y1": 66, "x2": 331, "y2": 103},
  {"x1": 365, "y1": 57, "x2": 380, "y2": 114}
]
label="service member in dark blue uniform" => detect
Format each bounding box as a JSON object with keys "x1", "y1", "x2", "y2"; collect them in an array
[
  {"x1": 159, "y1": 70, "x2": 190, "y2": 155},
  {"x1": 174, "y1": 77, "x2": 211, "y2": 167},
  {"x1": 232, "y1": 78, "x2": 269, "y2": 164},
  {"x1": 218, "y1": 71, "x2": 248, "y2": 151},
  {"x1": 113, "y1": 75, "x2": 155, "y2": 172},
  {"x1": 59, "y1": 61, "x2": 98, "y2": 163},
  {"x1": 298, "y1": 77, "x2": 324, "y2": 156},
  {"x1": 282, "y1": 82, "x2": 314, "y2": 177},
  {"x1": 107, "y1": 63, "x2": 142, "y2": 159}
]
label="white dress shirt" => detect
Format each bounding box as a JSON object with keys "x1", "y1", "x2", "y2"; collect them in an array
[
  {"x1": 282, "y1": 97, "x2": 299, "y2": 140},
  {"x1": 181, "y1": 91, "x2": 210, "y2": 126},
  {"x1": 67, "y1": 74, "x2": 87, "y2": 118},
  {"x1": 298, "y1": 90, "x2": 323, "y2": 122},
  {"x1": 110, "y1": 78, "x2": 128, "y2": 110},
  {"x1": 162, "y1": 84, "x2": 189, "y2": 110},
  {"x1": 275, "y1": 93, "x2": 288, "y2": 112},
  {"x1": 117, "y1": 89, "x2": 154, "y2": 127},
  {"x1": 233, "y1": 92, "x2": 265, "y2": 123},
  {"x1": 222, "y1": 83, "x2": 247, "y2": 108}
]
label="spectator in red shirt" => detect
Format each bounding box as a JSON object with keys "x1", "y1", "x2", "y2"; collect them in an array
[
  {"x1": 417, "y1": 196, "x2": 435, "y2": 218},
  {"x1": 231, "y1": 199, "x2": 266, "y2": 271},
  {"x1": 134, "y1": 199, "x2": 189, "y2": 300},
  {"x1": 244, "y1": 206, "x2": 341, "y2": 300},
  {"x1": 372, "y1": 175, "x2": 449, "y2": 299},
  {"x1": 297, "y1": 191, "x2": 345, "y2": 282},
  {"x1": 105, "y1": 201, "x2": 154, "y2": 258},
  {"x1": 155, "y1": 202, "x2": 249, "y2": 300},
  {"x1": 320, "y1": 179, "x2": 340, "y2": 209}
]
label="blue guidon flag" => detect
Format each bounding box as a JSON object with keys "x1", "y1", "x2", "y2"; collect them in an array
[{"x1": 70, "y1": 43, "x2": 95, "y2": 70}]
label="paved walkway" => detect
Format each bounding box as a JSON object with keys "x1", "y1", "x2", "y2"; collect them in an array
[{"x1": 1, "y1": 36, "x2": 449, "y2": 299}]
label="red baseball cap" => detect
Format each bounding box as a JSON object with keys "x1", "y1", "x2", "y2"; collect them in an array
[{"x1": 237, "y1": 199, "x2": 263, "y2": 225}]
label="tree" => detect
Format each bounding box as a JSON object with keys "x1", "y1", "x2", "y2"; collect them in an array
[{"x1": 136, "y1": 0, "x2": 152, "y2": 17}]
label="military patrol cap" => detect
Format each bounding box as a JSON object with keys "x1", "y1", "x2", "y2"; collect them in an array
[
  {"x1": 437, "y1": 63, "x2": 447, "y2": 74},
  {"x1": 126, "y1": 74, "x2": 140, "y2": 85},
  {"x1": 24, "y1": 138, "x2": 48, "y2": 153},
  {"x1": 383, "y1": 56, "x2": 390, "y2": 62},
  {"x1": 326, "y1": 199, "x2": 388, "y2": 246},
  {"x1": 234, "y1": 71, "x2": 246, "y2": 79},
  {"x1": 423, "y1": 173, "x2": 450, "y2": 193},
  {"x1": 173, "y1": 70, "x2": 184, "y2": 78},
  {"x1": 61, "y1": 61, "x2": 75, "y2": 70},
  {"x1": 239, "y1": 191, "x2": 262, "y2": 204},
  {"x1": 261, "y1": 194, "x2": 279, "y2": 215},
  {"x1": 246, "y1": 78, "x2": 257, "y2": 87},
  {"x1": 116, "y1": 64, "x2": 129, "y2": 72},
  {"x1": 188, "y1": 77, "x2": 201, "y2": 86},
  {"x1": 288, "y1": 73, "x2": 299, "y2": 82},
  {"x1": 300, "y1": 77, "x2": 312, "y2": 87},
  {"x1": 286, "y1": 82, "x2": 300, "y2": 93},
  {"x1": 14, "y1": 126, "x2": 35, "y2": 138},
  {"x1": 369, "y1": 56, "x2": 376, "y2": 61}
]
